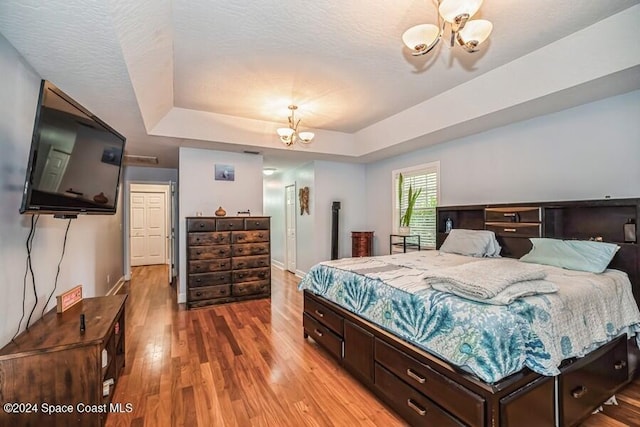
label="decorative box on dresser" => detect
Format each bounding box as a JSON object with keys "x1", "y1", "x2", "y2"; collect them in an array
[
  {"x1": 186, "y1": 216, "x2": 271, "y2": 309},
  {"x1": 0, "y1": 295, "x2": 127, "y2": 427}
]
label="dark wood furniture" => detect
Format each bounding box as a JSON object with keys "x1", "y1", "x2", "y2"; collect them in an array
[
  {"x1": 389, "y1": 234, "x2": 421, "y2": 254},
  {"x1": 352, "y1": 231, "x2": 374, "y2": 257},
  {"x1": 186, "y1": 216, "x2": 271, "y2": 309},
  {"x1": 0, "y1": 295, "x2": 127, "y2": 427},
  {"x1": 304, "y1": 198, "x2": 640, "y2": 427}
]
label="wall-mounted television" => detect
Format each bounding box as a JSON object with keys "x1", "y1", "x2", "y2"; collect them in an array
[{"x1": 20, "y1": 80, "x2": 126, "y2": 217}]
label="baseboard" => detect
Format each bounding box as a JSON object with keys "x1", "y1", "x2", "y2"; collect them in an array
[
  {"x1": 295, "y1": 269, "x2": 306, "y2": 278},
  {"x1": 106, "y1": 276, "x2": 126, "y2": 296},
  {"x1": 271, "y1": 259, "x2": 284, "y2": 270}
]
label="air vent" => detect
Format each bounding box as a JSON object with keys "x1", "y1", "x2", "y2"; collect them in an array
[
  {"x1": 243, "y1": 150, "x2": 261, "y2": 155},
  {"x1": 123, "y1": 154, "x2": 159, "y2": 165}
]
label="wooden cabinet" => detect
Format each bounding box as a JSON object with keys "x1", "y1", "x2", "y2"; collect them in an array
[
  {"x1": 0, "y1": 295, "x2": 127, "y2": 427},
  {"x1": 186, "y1": 216, "x2": 271, "y2": 309},
  {"x1": 351, "y1": 231, "x2": 374, "y2": 257}
]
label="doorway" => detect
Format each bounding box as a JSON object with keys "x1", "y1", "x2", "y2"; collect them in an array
[
  {"x1": 127, "y1": 183, "x2": 175, "y2": 284},
  {"x1": 285, "y1": 184, "x2": 297, "y2": 273}
]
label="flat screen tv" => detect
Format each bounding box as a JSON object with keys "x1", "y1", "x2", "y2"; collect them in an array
[{"x1": 20, "y1": 80, "x2": 126, "y2": 216}]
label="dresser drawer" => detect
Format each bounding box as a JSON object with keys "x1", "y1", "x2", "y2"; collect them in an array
[
  {"x1": 231, "y1": 280, "x2": 270, "y2": 296},
  {"x1": 216, "y1": 218, "x2": 244, "y2": 231},
  {"x1": 375, "y1": 364, "x2": 463, "y2": 427},
  {"x1": 560, "y1": 336, "x2": 628, "y2": 427},
  {"x1": 303, "y1": 313, "x2": 343, "y2": 361},
  {"x1": 187, "y1": 218, "x2": 217, "y2": 232},
  {"x1": 188, "y1": 232, "x2": 230, "y2": 246},
  {"x1": 189, "y1": 285, "x2": 231, "y2": 301},
  {"x1": 232, "y1": 267, "x2": 270, "y2": 283},
  {"x1": 232, "y1": 230, "x2": 270, "y2": 244},
  {"x1": 188, "y1": 245, "x2": 231, "y2": 259},
  {"x1": 244, "y1": 218, "x2": 270, "y2": 230},
  {"x1": 188, "y1": 258, "x2": 231, "y2": 274},
  {"x1": 485, "y1": 207, "x2": 541, "y2": 223},
  {"x1": 232, "y1": 255, "x2": 270, "y2": 270},
  {"x1": 232, "y1": 243, "x2": 269, "y2": 256},
  {"x1": 188, "y1": 272, "x2": 231, "y2": 288},
  {"x1": 375, "y1": 339, "x2": 484, "y2": 427},
  {"x1": 485, "y1": 222, "x2": 541, "y2": 238}
]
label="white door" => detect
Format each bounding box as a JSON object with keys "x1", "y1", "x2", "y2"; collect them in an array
[
  {"x1": 39, "y1": 148, "x2": 70, "y2": 192},
  {"x1": 285, "y1": 184, "x2": 297, "y2": 273},
  {"x1": 130, "y1": 191, "x2": 166, "y2": 266}
]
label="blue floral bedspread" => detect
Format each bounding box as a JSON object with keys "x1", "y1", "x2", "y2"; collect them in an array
[{"x1": 298, "y1": 252, "x2": 640, "y2": 383}]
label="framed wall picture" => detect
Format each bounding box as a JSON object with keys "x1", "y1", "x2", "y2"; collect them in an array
[{"x1": 215, "y1": 164, "x2": 235, "y2": 181}]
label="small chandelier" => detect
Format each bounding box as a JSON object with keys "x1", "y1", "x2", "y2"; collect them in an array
[
  {"x1": 277, "y1": 105, "x2": 315, "y2": 146},
  {"x1": 402, "y1": 0, "x2": 493, "y2": 56}
]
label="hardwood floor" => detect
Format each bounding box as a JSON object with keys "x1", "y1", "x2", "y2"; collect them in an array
[{"x1": 106, "y1": 265, "x2": 640, "y2": 427}]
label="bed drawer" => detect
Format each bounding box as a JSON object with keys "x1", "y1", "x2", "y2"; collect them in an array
[
  {"x1": 375, "y1": 339, "x2": 484, "y2": 427},
  {"x1": 303, "y1": 313, "x2": 343, "y2": 361},
  {"x1": 375, "y1": 364, "x2": 463, "y2": 427},
  {"x1": 560, "y1": 335, "x2": 628, "y2": 427},
  {"x1": 304, "y1": 293, "x2": 344, "y2": 337},
  {"x1": 189, "y1": 285, "x2": 231, "y2": 301},
  {"x1": 485, "y1": 207, "x2": 541, "y2": 223},
  {"x1": 485, "y1": 222, "x2": 541, "y2": 238}
]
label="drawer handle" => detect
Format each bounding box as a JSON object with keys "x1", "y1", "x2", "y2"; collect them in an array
[
  {"x1": 254, "y1": 221, "x2": 261, "y2": 226},
  {"x1": 196, "y1": 278, "x2": 201, "y2": 283},
  {"x1": 314, "y1": 309, "x2": 324, "y2": 318},
  {"x1": 571, "y1": 385, "x2": 588, "y2": 399},
  {"x1": 614, "y1": 360, "x2": 627, "y2": 370},
  {"x1": 407, "y1": 399, "x2": 426, "y2": 416},
  {"x1": 503, "y1": 228, "x2": 517, "y2": 232},
  {"x1": 199, "y1": 223, "x2": 205, "y2": 228},
  {"x1": 258, "y1": 272, "x2": 266, "y2": 278},
  {"x1": 237, "y1": 248, "x2": 244, "y2": 253},
  {"x1": 314, "y1": 329, "x2": 323, "y2": 337},
  {"x1": 219, "y1": 249, "x2": 225, "y2": 254},
  {"x1": 258, "y1": 233, "x2": 264, "y2": 238},
  {"x1": 503, "y1": 213, "x2": 517, "y2": 217},
  {"x1": 406, "y1": 368, "x2": 426, "y2": 384},
  {"x1": 228, "y1": 223, "x2": 233, "y2": 228},
  {"x1": 195, "y1": 292, "x2": 202, "y2": 297}
]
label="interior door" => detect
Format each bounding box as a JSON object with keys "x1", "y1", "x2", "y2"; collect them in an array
[
  {"x1": 130, "y1": 191, "x2": 166, "y2": 266},
  {"x1": 38, "y1": 148, "x2": 70, "y2": 192},
  {"x1": 285, "y1": 184, "x2": 297, "y2": 273}
]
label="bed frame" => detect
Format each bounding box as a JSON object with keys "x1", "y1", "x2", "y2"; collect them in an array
[{"x1": 303, "y1": 198, "x2": 640, "y2": 426}]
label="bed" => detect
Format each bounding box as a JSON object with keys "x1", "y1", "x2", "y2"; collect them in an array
[{"x1": 299, "y1": 198, "x2": 640, "y2": 426}]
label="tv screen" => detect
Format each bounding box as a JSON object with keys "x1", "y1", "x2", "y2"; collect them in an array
[{"x1": 20, "y1": 80, "x2": 126, "y2": 216}]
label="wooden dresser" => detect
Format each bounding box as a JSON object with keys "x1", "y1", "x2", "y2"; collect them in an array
[
  {"x1": 186, "y1": 216, "x2": 271, "y2": 309},
  {"x1": 351, "y1": 231, "x2": 374, "y2": 257},
  {"x1": 0, "y1": 295, "x2": 127, "y2": 427}
]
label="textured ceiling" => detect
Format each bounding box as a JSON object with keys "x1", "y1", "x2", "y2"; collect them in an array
[{"x1": 0, "y1": 0, "x2": 639, "y2": 169}]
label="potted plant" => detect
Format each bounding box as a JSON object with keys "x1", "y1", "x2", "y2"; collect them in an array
[{"x1": 398, "y1": 173, "x2": 422, "y2": 235}]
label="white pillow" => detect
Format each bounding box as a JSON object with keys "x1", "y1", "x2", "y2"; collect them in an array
[{"x1": 439, "y1": 229, "x2": 502, "y2": 257}]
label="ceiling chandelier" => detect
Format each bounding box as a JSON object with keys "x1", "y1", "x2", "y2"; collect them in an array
[
  {"x1": 277, "y1": 105, "x2": 315, "y2": 146},
  {"x1": 402, "y1": 0, "x2": 493, "y2": 56}
]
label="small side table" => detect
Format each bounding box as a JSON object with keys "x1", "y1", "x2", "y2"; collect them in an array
[
  {"x1": 389, "y1": 234, "x2": 421, "y2": 254},
  {"x1": 352, "y1": 231, "x2": 374, "y2": 257}
]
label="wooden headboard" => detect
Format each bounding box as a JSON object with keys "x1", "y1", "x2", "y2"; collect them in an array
[{"x1": 436, "y1": 198, "x2": 640, "y2": 308}]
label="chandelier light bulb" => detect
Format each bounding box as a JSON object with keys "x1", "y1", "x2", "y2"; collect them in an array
[{"x1": 438, "y1": 0, "x2": 483, "y2": 23}]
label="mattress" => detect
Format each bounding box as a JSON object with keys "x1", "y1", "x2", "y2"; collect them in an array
[{"x1": 298, "y1": 251, "x2": 640, "y2": 383}]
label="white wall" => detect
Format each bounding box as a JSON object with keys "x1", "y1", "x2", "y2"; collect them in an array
[
  {"x1": 266, "y1": 161, "x2": 367, "y2": 275},
  {"x1": 365, "y1": 90, "x2": 640, "y2": 255},
  {"x1": 178, "y1": 148, "x2": 263, "y2": 303},
  {"x1": 0, "y1": 34, "x2": 125, "y2": 347}
]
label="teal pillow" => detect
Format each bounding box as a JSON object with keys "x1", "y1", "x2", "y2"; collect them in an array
[{"x1": 520, "y1": 238, "x2": 619, "y2": 273}]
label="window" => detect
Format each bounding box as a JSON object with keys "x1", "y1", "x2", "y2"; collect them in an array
[{"x1": 392, "y1": 162, "x2": 440, "y2": 248}]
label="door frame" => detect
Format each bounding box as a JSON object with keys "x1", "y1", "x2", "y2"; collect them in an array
[
  {"x1": 284, "y1": 183, "x2": 297, "y2": 274},
  {"x1": 124, "y1": 182, "x2": 176, "y2": 281}
]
